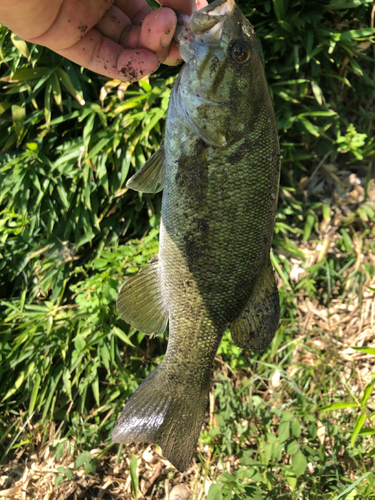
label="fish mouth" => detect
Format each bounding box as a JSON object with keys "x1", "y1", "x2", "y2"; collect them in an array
[
  {"x1": 190, "y1": 0, "x2": 236, "y2": 35},
  {"x1": 175, "y1": 0, "x2": 236, "y2": 63}
]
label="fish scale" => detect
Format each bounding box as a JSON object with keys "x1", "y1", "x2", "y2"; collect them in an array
[{"x1": 112, "y1": 0, "x2": 280, "y2": 471}]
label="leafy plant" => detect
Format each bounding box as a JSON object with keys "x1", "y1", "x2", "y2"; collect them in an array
[{"x1": 320, "y1": 345, "x2": 375, "y2": 454}]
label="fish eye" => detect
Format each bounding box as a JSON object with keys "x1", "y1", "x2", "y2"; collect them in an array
[{"x1": 230, "y1": 40, "x2": 250, "y2": 63}]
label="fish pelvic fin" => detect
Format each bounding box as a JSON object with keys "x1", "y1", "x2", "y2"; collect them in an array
[
  {"x1": 111, "y1": 364, "x2": 209, "y2": 472},
  {"x1": 117, "y1": 257, "x2": 169, "y2": 336},
  {"x1": 230, "y1": 257, "x2": 280, "y2": 350},
  {"x1": 126, "y1": 146, "x2": 165, "y2": 193}
]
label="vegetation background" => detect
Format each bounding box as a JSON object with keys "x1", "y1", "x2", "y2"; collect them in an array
[{"x1": 0, "y1": 0, "x2": 374, "y2": 498}]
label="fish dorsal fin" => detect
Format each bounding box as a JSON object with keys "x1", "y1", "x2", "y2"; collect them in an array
[
  {"x1": 126, "y1": 146, "x2": 165, "y2": 193},
  {"x1": 230, "y1": 258, "x2": 280, "y2": 351},
  {"x1": 117, "y1": 257, "x2": 169, "y2": 335}
]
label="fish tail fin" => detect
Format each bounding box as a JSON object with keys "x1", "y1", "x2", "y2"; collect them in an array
[{"x1": 111, "y1": 364, "x2": 209, "y2": 472}]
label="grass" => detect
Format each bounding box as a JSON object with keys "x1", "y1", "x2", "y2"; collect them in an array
[{"x1": 0, "y1": 0, "x2": 375, "y2": 498}]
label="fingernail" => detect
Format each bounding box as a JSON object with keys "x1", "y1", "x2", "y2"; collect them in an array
[{"x1": 149, "y1": 62, "x2": 161, "y2": 75}]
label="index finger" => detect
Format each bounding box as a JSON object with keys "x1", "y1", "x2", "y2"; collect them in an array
[{"x1": 57, "y1": 29, "x2": 159, "y2": 82}]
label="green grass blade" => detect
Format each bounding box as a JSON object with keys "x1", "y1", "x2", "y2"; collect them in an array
[
  {"x1": 351, "y1": 413, "x2": 367, "y2": 447},
  {"x1": 130, "y1": 454, "x2": 138, "y2": 499},
  {"x1": 332, "y1": 471, "x2": 373, "y2": 499},
  {"x1": 319, "y1": 402, "x2": 359, "y2": 411}
]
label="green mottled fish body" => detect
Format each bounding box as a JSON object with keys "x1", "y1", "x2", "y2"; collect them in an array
[{"x1": 112, "y1": 0, "x2": 280, "y2": 471}]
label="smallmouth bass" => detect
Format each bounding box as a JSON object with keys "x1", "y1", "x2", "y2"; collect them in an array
[{"x1": 112, "y1": 0, "x2": 280, "y2": 472}]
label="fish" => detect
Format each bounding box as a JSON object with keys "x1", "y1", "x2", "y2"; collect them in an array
[{"x1": 111, "y1": 0, "x2": 280, "y2": 472}]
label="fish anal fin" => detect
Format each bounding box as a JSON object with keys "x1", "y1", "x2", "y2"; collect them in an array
[
  {"x1": 126, "y1": 146, "x2": 165, "y2": 193},
  {"x1": 230, "y1": 259, "x2": 280, "y2": 350},
  {"x1": 116, "y1": 257, "x2": 168, "y2": 336}
]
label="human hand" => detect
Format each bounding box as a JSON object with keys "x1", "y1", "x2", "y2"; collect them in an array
[{"x1": 0, "y1": 0, "x2": 207, "y2": 82}]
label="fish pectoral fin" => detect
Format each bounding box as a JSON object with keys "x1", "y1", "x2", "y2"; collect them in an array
[
  {"x1": 117, "y1": 257, "x2": 168, "y2": 336},
  {"x1": 126, "y1": 146, "x2": 165, "y2": 193},
  {"x1": 230, "y1": 258, "x2": 280, "y2": 351}
]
